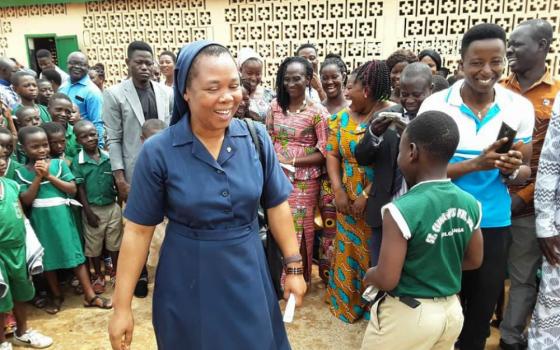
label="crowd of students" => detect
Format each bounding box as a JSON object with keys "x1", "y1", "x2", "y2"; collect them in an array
[{"x1": 0, "y1": 17, "x2": 559, "y2": 350}]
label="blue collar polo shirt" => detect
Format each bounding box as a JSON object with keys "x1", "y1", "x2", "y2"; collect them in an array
[
  {"x1": 59, "y1": 75, "x2": 104, "y2": 147},
  {"x1": 418, "y1": 80, "x2": 535, "y2": 228}
]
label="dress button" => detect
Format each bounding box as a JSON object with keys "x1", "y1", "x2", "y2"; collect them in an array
[{"x1": 221, "y1": 190, "x2": 229, "y2": 197}]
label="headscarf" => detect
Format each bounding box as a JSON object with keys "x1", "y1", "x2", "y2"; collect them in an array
[
  {"x1": 418, "y1": 49, "x2": 443, "y2": 72},
  {"x1": 171, "y1": 40, "x2": 224, "y2": 125},
  {"x1": 236, "y1": 47, "x2": 262, "y2": 70}
]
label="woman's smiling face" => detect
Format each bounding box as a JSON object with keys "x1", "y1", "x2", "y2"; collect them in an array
[{"x1": 184, "y1": 53, "x2": 242, "y2": 131}]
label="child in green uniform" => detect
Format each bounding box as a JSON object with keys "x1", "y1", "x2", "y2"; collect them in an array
[
  {"x1": 11, "y1": 71, "x2": 51, "y2": 124},
  {"x1": 14, "y1": 126, "x2": 111, "y2": 314},
  {"x1": 14, "y1": 107, "x2": 44, "y2": 165},
  {"x1": 40, "y1": 122, "x2": 70, "y2": 165},
  {"x1": 72, "y1": 120, "x2": 122, "y2": 294},
  {"x1": 0, "y1": 128, "x2": 21, "y2": 181},
  {"x1": 361, "y1": 111, "x2": 484, "y2": 350},
  {"x1": 36, "y1": 79, "x2": 53, "y2": 108},
  {"x1": 46, "y1": 94, "x2": 80, "y2": 160},
  {"x1": 0, "y1": 157, "x2": 53, "y2": 349}
]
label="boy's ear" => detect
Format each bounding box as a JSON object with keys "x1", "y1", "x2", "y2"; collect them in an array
[
  {"x1": 125, "y1": 58, "x2": 130, "y2": 67},
  {"x1": 458, "y1": 59, "x2": 464, "y2": 72},
  {"x1": 410, "y1": 142, "x2": 420, "y2": 162}
]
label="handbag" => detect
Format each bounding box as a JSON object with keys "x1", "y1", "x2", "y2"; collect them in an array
[{"x1": 244, "y1": 118, "x2": 284, "y2": 300}]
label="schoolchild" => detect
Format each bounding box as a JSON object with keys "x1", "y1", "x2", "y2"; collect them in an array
[
  {"x1": 71, "y1": 120, "x2": 123, "y2": 293},
  {"x1": 11, "y1": 72, "x2": 50, "y2": 123},
  {"x1": 47, "y1": 93, "x2": 80, "y2": 160},
  {"x1": 14, "y1": 126, "x2": 111, "y2": 314},
  {"x1": 361, "y1": 111, "x2": 483, "y2": 349},
  {"x1": 0, "y1": 156, "x2": 53, "y2": 349}
]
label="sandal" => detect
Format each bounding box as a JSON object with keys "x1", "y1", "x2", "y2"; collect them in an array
[
  {"x1": 92, "y1": 277, "x2": 106, "y2": 294},
  {"x1": 83, "y1": 295, "x2": 112, "y2": 309},
  {"x1": 44, "y1": 296, "x2": 64, "y2": 315},
  {"x1": 30, "y1": 291, "x2": 48, "y2": 309}
]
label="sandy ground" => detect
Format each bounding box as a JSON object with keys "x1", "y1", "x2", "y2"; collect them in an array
[{"x1": 9, "y1": 265, "x2": 501, "y2": 350}]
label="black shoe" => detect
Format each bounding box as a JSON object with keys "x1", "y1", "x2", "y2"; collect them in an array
[
  {"x1": 499, "y1": 339, "x2": 527, "y2": 350},
  {"x1": 134, "y1": 277, "x2": 148, "y2": 298}
]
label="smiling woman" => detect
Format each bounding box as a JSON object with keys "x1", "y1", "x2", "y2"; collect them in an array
[{"x1": 108, "y1": 41, "x2": 307, "y2": 350}]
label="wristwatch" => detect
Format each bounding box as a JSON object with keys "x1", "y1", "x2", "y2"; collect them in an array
[{"x1": 506, "y1": 168, "x2": 520, "y2": 181}]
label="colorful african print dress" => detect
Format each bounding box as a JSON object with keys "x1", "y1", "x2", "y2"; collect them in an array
[
  {"x1": 267, "y1": 99, "x2": 329, "y2": 281},
  {"x1": 325, "y1": 108, "x2": 374, "y2": 323}
]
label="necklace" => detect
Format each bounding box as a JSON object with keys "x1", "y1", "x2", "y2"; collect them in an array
[
  {"x1": 460, "y1": 86, "x2": 495, "y2": 120},
  {"x1": 287, "y1": 100, "x2": 307, "y2": 114}
]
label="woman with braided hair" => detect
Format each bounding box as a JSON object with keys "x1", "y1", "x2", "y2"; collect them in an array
[
  {"x1": 266, "y1": 56, "x2": 330, "y2": 283},
  {"x1": 325, "y1": 60, "x2": 393, "y2": 323}
]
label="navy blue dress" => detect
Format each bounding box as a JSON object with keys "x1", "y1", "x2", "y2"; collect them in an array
[{"x1": 124, "y1": 116, "x2": 293, "y2": 350}]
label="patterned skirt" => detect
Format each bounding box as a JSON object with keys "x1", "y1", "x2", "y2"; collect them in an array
[
  {"x1": 287, "y1": 178, "x2": 320, "y2": 282},
  {"x1": 325, "y1": 211, "x2": 371, "y2": 323},
  {"x1": 318, "y1": 175, "x2": 336, "y2": 283}
]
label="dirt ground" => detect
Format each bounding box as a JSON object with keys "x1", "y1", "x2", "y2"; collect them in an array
[{"x1": 14, "y1": 266, "x2": 500, "y2": 349}]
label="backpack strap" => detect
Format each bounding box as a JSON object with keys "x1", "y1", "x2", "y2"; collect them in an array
[{"x1": 244, "y1": 118, "x2": 266, "y2": 206}]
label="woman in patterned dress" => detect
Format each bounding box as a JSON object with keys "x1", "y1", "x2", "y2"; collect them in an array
[
  {"x1": 267, "y1": 56, "x2": 329, "y2": 282},
  {"x1": 325, "y1": 60, "x2": 393, "y2": 323},
  {"x1": 318, "y1": 54, "x2": 349, "y2": 283}
]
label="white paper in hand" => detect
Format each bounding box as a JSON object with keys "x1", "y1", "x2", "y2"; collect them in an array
[{"x1": 283, "y1": 293, "x2": 296, "y2": 323}]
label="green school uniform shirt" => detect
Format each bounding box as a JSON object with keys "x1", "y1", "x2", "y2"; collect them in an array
[
  {"x1": 0, "y1": 177, "x2": 25, "y2": 248},
  {"x1": 12, "y1": 104, "x2": 51, "y2": 123},
  {"x1": 64, "y1": 124, "x2": 81, "y2": 160},
  {"x1": 4, "y1": 158, "x2": 23, "y2": 181},
  {"x1": 71, "y1": 149, "x2": 117, "y2": 206},
  {"x1": 383, "y1": 179, "x2": 482, "y2": 298}
]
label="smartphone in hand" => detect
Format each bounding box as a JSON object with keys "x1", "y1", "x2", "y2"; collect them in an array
[{"x1": 495, "y1": 122, "x2": 517, "y2": 154}]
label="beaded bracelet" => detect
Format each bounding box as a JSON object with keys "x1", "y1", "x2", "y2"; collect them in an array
[{"x1": 285, "y1": 267, "x2": 304, "y2": 275}]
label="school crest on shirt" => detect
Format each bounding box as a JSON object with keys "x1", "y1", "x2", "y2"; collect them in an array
[{"x1": 543, "y1": 99, "x2": 551, "y2": 107}]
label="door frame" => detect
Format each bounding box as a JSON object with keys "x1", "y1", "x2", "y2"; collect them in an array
[{"x1": 24, "y1": 33, "x2": 57, "y2": 69}]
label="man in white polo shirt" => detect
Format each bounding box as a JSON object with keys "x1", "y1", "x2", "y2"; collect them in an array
[{"x1": 419, "y1": 23, "x2": 534, "y2": 350}]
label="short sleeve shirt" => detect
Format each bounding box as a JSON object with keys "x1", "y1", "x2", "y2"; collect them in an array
[
  {"x1": 124, "y1": 117, "x2": 292, "y2": 229},
  {"x1": 71, "y1": 149, "x2": 117, "y2": 206},
  {"x1": 384, "y1": 179, "x2": 482, "y2": 298},
  {"x1": 419, "y1": 81, "x2": 535, "y2": 228},
  {"x1": 0, "y1": 177, "x2": 25, "y2": 248},
  {"x1": 135, "y1": 85, "x2": 158, "y2": 121}
]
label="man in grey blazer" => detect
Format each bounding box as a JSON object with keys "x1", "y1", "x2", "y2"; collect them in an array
[{"x1": 103, "y1": 41, "x2": 172, "y2": 297}]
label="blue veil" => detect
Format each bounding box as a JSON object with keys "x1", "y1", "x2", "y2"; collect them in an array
[{"x1": 170, "y1": 40, "x2": 225, "y2": 125}]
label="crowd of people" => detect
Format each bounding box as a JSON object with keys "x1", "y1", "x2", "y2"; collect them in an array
[{"x1": 0, "y1": 17, "x2": 558, "y2": 350}]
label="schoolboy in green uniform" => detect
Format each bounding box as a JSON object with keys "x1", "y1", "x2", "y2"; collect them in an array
[
  {"x1": 0, "y1": 128, "x2": 21, "y2": 180},
  {"x1": 47, "y1": 93, "x2": 80, "y2": 160},
  {"x1": 361, "y1": 111, "x2": 484, "y2": 350},
  {"x1": 0, "y1": 157, "x2": 53, "y2": 349},
  {"x1": 11, "y1": 71, "x2": 51, "y2": 124},
  {"x1": 71, "y1": 120, "x2": 122, "y2": 294}
]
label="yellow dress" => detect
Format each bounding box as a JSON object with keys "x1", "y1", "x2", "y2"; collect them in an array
[{"x1": 325, "y1": 108, "x2": 374, "y2": 323}]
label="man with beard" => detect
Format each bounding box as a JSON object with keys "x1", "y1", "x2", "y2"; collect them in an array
[
  {"x1": 103, "y1": 41, "x2": 172, "y2": 298},
  {"x1": 499, "y1": 19, "x2": 560, "y2": 350},
  {"x1": 58, "y1": 52, "x2": 104, "y2": 146}
]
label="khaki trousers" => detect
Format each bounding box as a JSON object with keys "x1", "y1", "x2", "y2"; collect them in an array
[{"x1": 361, "y1": 294, "x2": 463, "y2": 350}]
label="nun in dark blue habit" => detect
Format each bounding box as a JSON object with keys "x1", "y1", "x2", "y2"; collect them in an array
[{"x1": 108, "y1": 41, "x2": 307, "y2": 350}]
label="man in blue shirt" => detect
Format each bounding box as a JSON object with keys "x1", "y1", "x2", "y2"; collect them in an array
[
  {"x1": 0, "y1": 57, "x2": 20, "y2": 110},
  {"x1": 59, "y1": 52, "x2": 104, "y2": 146}
]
